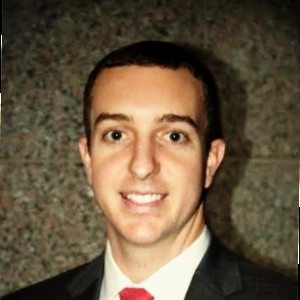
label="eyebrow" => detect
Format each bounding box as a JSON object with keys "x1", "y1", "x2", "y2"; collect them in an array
[
  {"x1": 93, "y1": 112, "x2": 198, "y2": 130},
  {"x1": 94, "y1": 113, "x2": 131, "y2": 128},
  {"x1": 159, "y1": 114, "x2": 198, "y2": 130}
]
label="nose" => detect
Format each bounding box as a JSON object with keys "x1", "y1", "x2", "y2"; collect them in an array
[{"x1": 129, "y1": 137, "x2": 160, "y2": 180}]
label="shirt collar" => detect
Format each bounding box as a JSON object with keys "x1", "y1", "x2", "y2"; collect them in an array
[
  {"x1": 100, "y1": 241, "x2": 131, "y2": 300},
  {"x1": 100, "y1": 225, "x2": 211, "y2": 300}
]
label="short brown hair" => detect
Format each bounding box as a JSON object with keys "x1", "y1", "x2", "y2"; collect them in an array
[{"x1": 83, "y1": 41, "x2": 222, "y2": 152}]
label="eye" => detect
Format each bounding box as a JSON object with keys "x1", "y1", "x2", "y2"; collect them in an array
[
  {"x1": 165, "y1": 131, "x2": 188, "y2": 143},
  {"x1": 104, "y1": 129, "x2": 124, "y2": 142}
]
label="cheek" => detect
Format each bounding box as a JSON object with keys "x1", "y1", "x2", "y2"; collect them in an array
[
  {"x1": 90, "y1": 160, "x2": 117, "y2": 210},
  {"x1": 167, "y1": 154, "x2": 204, "y2": 188},
  {"x1": 186, "y1": 163, "x2": 204, "y2": 194},
  {"x1": 91, "y1": 161, "x2": 113, "y2": 182},
  {"x1": 90, "y1": 152, "x2": 126, "y2": 188}
]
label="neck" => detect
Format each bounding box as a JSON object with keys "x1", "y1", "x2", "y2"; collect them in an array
[{"x1": 108, "y1": 205, "x2": 205, "y2": 283}]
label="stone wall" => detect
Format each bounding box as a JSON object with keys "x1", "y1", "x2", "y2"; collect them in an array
[{"x1": 1, "y1": 0, "x2": 299, "y2": 295}]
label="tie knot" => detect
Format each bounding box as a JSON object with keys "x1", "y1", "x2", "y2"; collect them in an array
[{"x1": 119, "y1": 287, "x2": 154, "y2": 300}]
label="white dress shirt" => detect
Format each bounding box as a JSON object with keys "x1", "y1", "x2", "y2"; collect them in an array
[{"x1": 99, "y1": 225, "x2": 211, "y2": 300}]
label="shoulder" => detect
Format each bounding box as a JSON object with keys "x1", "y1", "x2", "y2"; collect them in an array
[
  {"x1": 200, "y1": 236, "x2": 297, "y2": 299},
  {"x1": 233, "y1": 256, "x2": 297, "y2": 299},
  {"x1": 1, "y1": 259, "x2": 96, "y2": 300}
]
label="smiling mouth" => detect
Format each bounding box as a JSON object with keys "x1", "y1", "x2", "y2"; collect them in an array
[{"x1": 122, "y1": 193, "x2": 165, "y2": 204}]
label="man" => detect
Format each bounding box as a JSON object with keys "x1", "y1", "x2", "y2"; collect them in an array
[{"x1": 2, "y1": 41, "x2": 297, "y2": 299}]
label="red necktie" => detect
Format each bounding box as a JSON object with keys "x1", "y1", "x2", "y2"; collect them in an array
[{"x1": 119, "y1": 287, "x2": 154, "y2": 300}]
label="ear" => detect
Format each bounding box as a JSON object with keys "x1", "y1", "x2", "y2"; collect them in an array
[
  {"x1": 204, "y1": 139, "x2": 226, "y2": 188},
  {"x1": 78, "y1": 136, "x2": 93, "y2": 185}
]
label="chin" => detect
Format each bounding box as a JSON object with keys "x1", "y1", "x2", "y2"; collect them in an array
[{"x1": 122, "y1": 226, "x2": 165, "y2": 246}]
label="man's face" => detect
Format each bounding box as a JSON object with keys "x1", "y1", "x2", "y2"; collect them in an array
[{"x1": 79, "y1": 66, "x2": 224, "y2": 248}]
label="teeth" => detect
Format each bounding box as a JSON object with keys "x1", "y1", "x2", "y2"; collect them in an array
[{"x1": 125, "y1": 193, "x2": 163, "y2": 204}]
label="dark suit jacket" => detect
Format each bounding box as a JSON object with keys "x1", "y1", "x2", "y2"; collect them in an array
[{"x1": 2, "y1": 237, "x2": 297, "y2": 299}]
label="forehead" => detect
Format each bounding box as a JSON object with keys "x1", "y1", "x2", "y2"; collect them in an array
[{"x1": 90, "y1": 66, "x2": 205, "y2": 122}]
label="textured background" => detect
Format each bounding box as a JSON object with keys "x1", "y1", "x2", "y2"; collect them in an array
[{"x1": 1, "y1": 0, "x2": 299, "y2": 295}]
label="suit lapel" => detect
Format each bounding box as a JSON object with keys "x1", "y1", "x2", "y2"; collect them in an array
[
  {"x1": 64, "y1": 237, "x2": 243, "y2": 300},
  {"x1": 184, "y1": 237, "x2": 243, "y2": 300},
  {"x1": 66, "y1": 253, "x2": 105, "y2": 300}
]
